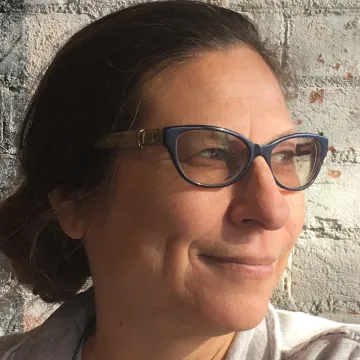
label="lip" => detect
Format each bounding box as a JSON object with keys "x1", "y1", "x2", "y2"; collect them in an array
[
  {"x1": 198, "y1": 254, "x2": 276, "y2": 280},
  {"x1": 200, "y1": 254, "x2": 276, "y2": 266}
]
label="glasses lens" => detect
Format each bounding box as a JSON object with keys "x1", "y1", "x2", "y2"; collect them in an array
[
  {"x1": 176, "y1": 129, "x2": 250, "y2": 186},
  {"x1": 271, "y1": 137, "x2": 322, "y2": 189}
]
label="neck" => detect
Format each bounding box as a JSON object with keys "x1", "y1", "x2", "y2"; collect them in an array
[
  {"x1": 84, "y1": 328, "x2": 234, "y2": 360},
  {"x1": 82, "y1": 293, "x2": 235, "y2": 360}
]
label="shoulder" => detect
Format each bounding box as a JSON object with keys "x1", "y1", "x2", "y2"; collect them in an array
[
  {"x1": 0, "y1": 332, "x2": 30, "y2": 359},
  {"x1": 274, "y1": 306, "x2": 360, "y2": 359},
  {"x1": 0, "y1": 289, "x2": 94, "y2": 360}
]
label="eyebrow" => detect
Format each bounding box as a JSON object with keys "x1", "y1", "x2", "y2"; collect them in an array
[{"x1": 267, "y1": 129, "x2": 297, "y2": 144}]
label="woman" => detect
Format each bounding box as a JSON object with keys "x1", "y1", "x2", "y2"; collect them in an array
[{"x1": 0, "y1": 1, "x2": 359, "y2": 359}]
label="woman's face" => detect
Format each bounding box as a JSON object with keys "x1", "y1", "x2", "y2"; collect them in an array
[{"x1": 82, "y1": 46, "x2": 305, "y2": 334}]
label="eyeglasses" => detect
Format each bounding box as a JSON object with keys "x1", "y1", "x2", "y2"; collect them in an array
[{"x1": 96, "y1": 125, "x2": 328, "y2": 191}]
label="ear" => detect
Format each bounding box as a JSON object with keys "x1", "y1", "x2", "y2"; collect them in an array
[{"x1": 48, "y1": 189, "x2": 85, "y2": 240}]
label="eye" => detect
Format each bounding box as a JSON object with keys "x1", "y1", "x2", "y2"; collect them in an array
[
  {"x1": 199, "y1": 148, "x2": 228, "y2": 160},
  {"x1": 272, "y1": 150, "x2": 295, "y2": 164}
]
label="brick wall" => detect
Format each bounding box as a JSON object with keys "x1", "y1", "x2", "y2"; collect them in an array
[{"x1": 1, "y1": 0, "x2": 360, "y2": 334}]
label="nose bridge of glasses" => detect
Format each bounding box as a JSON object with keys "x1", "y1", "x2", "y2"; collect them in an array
[{"x1": 253, "y1": 143, "x2": 272, "y2": 164}]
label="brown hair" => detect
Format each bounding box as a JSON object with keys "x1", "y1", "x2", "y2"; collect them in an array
[{"x1": 0, "y1": 0, "x2": 294, "y2": 303}]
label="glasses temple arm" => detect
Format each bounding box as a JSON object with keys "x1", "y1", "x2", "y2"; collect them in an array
[{"x1": 95, "y1": 128, "x2": 164, "y2": 149}]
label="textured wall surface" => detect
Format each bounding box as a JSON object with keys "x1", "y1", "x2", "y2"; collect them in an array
[{"x1": 1, "y1": 0, "x2": 360, "y2": 335}]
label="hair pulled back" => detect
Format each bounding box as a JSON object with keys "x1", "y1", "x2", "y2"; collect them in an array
[{"x1": 0, "y1": 0, "x2": 291, "y2": 303}]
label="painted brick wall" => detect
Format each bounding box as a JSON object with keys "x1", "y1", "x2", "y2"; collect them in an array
[{"x1": 1, "y1": 0, "x2": 360, "y2": 334}]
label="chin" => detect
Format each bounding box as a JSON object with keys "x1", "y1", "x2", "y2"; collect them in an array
[
  {"x1": 188, "y1": 289, "x2": 273, "y2": 336},
  {"x1": 174, "y1": 254, "x2": 278, "y2": 335}
]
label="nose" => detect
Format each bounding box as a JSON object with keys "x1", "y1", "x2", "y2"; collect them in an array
[{"x1": 228, "y1": 157, "x2": 290, "y2": 231}]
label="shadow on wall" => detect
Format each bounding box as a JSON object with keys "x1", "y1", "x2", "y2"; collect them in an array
[{"x1": 0, "y1": 0, "x2": 27, "y2": 335}]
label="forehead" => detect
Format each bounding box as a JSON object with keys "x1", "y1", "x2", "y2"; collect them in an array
[{"x1": 141, "y1": 46, "x2": 294, "y2": 144}]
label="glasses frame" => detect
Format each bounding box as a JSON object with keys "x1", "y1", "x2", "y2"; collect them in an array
[{"x1": 96, "y1": 125, "x2": 328, "y2": 191}]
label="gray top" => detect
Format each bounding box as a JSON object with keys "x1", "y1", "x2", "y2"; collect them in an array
[
  {"x1": 1, "y1": 288, "x2": 360, "y2": 360},
  {"x1": 72, "y1": 333, "x2": 86, "y2": 360}
]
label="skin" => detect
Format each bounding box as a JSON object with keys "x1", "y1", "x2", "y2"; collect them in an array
[{"x1": 52, "y1": 46, "x2": 305, "y2": 360}]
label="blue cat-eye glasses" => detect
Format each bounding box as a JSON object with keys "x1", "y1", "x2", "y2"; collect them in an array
[{"x1": 96, "y1": 125, "x2": 328, "y2": 191}]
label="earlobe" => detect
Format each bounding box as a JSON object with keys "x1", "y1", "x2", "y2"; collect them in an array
[{"x1": 48, "y1": 189, "x2": 85, "y2": 240}]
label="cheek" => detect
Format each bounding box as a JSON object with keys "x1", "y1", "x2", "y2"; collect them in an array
[
  {"x1": 275, "y1": 192, "x2": 305, "y2": 278},
  {"x1": 91, "y1": 160, "x2": 229, "y2": 269},
  {"x1": 122, "y1": 157, "x2": 230, "y2": 243},
  {"x1": 144, "y1": 190, "x2": 229, "y2": 286},
  {"x1": 162, "y1": 191, "x2": 228, "y2": 237},
  {"x1": 288, "y1": 191, "x2": 305, "y2": 237}
]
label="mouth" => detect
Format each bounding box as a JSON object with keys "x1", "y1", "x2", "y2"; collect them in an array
[{"x1": 198, "y1": 254, "x2": 276, "y2": 280}]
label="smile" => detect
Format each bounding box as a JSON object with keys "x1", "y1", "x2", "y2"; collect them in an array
[{"x1": 198, "y1": 254, "x2": 276, "y2": 280}]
